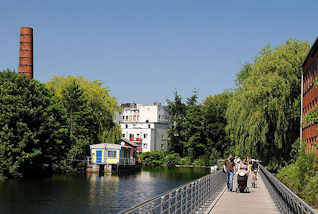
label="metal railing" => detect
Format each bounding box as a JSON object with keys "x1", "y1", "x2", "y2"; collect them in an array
[
  {"x1": 121, "y1": 170, "x2": 226, "y2": 214},
  {"x1": 119, "y1": 158, "x2": 136, "y2": 165},
  {"x1": 260, "y1": 165, "x2": 318, "y2": 214}
]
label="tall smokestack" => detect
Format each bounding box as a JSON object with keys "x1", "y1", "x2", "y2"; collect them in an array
[{"x1": 18, "y1": 27, "x2": 33, "y2": 79}]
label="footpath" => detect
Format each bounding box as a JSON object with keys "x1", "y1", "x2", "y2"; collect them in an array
[{"x1": 206, "y1": 172, "x2": 280, "y2": 214}]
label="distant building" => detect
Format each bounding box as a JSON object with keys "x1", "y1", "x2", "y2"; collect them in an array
[
  {"x1": 117, "y1": 102, "x2": 169, "y2": 152},
  {"x1": 302, "y1": 37, "x2": 318, "y2": 158}
]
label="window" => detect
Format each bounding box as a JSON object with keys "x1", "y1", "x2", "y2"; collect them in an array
[
  {"x1": 122, "y1": 134, "x2": 125, "y2": 138},
  {"x1": 144, "y1": 134, "x2": 147, "y2": 138},
  {"x1": 125, "y1": 124, "x2": 128, "y2": 128},
  {"x1": 148, "y1": 124, "x2": 151, "y2": 128},
  {"x1": 146, "y1": 120, "x2": 149, "y2": 123},
  {"x1": 137, "y1": 133, "x2": 139, "y2": 136},
  {"x1": 108, "y1": 151, "x2": 117, "y2": 158},
  {"x1": 122, "y1": 116, "x2": 125, "y2": 120},
  {"x1": 126, "y1": 116, "x2": 128, "y2": 120},
  {"x1": 143, "y1": 143, "x2": 147, "y2": 148}
]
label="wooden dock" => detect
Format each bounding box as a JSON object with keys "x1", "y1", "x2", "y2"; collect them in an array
[{"x1": 206, "y1": 173, "x2": 280, "y2": 214}]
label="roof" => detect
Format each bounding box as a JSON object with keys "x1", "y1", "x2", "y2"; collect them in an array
[
  {"x1": 90, "y1": 143, "x2": 121, "y2": 149},
  {"x1": 120, "y1": 138, "x2": 139, "y2": 147},
  {"x1": 302, "y1": 37, "x2": 318, "y2": 67}
]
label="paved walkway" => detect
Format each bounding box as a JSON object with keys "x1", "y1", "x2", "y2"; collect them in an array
[{"x1": 208, "y1": 173, "x2": 280, "y2": 214}]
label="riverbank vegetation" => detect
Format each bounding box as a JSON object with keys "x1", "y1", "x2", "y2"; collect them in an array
[
  {"x1": 0, "y1": 70, "x2": 120, "y2": 178},
  {"x1": 277, "y1": 143, "x2": 318, "y2": 208},
  {"x1": 140, "y1": 151, "x2": 213, "y2": 167}
]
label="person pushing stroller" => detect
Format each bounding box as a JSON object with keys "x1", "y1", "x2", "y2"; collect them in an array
[{"x1": 236, "y1": 158, "x2": 249, "y2": 193}]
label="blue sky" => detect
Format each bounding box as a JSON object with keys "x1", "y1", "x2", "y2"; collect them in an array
[{"x1": 1, "y1": 0, "x2": 318, "y2": 104}]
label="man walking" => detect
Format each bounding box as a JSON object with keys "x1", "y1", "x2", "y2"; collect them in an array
[{"x1": 225, "y1": 154, "x2": 235, "y2": 191}]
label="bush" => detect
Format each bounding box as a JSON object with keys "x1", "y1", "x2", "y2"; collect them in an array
[
  {"x1": 164, "y1": 153, "x2": 180, "y2": 167},
  {"x1": 302, "y1": 174, "x2": 318, "y2": 208},
  {"x1": 277, "y1": 163, "x2": 301, "y2": 193},
  {"x1": 193, "y1": 158, "x2": 206, "y2": 166},
  {"x1": 178, "y1": 157, "x2": 192, "y2": 165},
  {"x1": 139, "y1": 152, "x2": 165, "y2": 166},
  {"x1": 276, "y1": 142, "x2": 317, "y2": 208}
]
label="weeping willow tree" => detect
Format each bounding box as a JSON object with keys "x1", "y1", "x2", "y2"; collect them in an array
[{"x1": 226, "y1": 39, "x2": 310, "y2": 170}]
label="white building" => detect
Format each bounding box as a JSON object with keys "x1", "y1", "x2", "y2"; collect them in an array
[{"x1": 117, "y1": 103, "x2": 169, "y2": 152}]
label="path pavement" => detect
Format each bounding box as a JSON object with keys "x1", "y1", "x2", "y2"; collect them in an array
[{"x1": 207, "y1": 172, "x2": 280, "y2": 214}]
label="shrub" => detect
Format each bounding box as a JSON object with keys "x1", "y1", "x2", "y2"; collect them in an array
[
  {"x1": 139, "y1": 151, "x2": 165, "y2": 166},
  {"x1": 178, "y1": 157, "x2": 192, "y2": 165},
  {"x1": 164, "y1": 153, "x2": 180, "y2": 167},
  {"x1": 302, "y1": 174, "x2": 318, "y2": 209},
  {"x1": 276, "y1": 142, "x2": 317, "y2": 208},
  {"x1": 276, "y1": 163, "x2": 301, "y2": 193},
  {"x1": 193, "y1": 158, "x2": 206, "y2": 166}
]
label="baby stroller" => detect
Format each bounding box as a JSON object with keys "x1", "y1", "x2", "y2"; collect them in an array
[{"x1": 236, "y1": 170, "x2": 249, "y2": 193}]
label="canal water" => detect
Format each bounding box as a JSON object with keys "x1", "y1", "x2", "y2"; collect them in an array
[{"x1": 0, "y1": 167, "x2": 210, "y2": 214}]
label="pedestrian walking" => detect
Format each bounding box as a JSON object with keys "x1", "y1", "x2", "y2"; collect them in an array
[{"x1": 224, "y1": 154, "x2": 235, "y2": 192}]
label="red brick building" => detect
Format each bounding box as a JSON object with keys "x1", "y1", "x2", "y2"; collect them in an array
[{"x1": 302, "y1": 37, "x2": 318, "y2": 157}]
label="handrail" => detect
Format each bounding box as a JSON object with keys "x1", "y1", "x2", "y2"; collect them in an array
[
  {"x1": 260, "y1": 165, "x2": 318, "y2": 214},
  {"x1": 120, "y1": 170, "x2": 226, "y2": 214}
]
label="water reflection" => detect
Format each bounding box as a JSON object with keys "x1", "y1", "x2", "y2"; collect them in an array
[{"x1": 0, "y1": 167, "x2": 209, "y2": 214}]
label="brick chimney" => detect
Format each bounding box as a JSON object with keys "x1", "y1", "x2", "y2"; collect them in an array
[{"x1": 18, "y1": 27, "x2": 33, "y2": 79}]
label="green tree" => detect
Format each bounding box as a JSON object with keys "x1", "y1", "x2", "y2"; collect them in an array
[
  {"x1": 166, "y1": 91, "x2": 187, "y2": 156},
  {"x1": 201, "y1": 92, "x2": 233, "y2": 161},
  {"x1": 46, "y1": 75, "x2": 121, "y2": 144},
  {"x1": 61, "y1": 81, "x2": 97, "y2": 161},
  {"x1": 0, "y1": 70, "x2": 69, "y2": 178},
  {"x1": 226, "y1": 39, "x2": 310, "y2": 170},
  {"x1": 182, "y1": 91, "x2": 205, "y2": 160}
]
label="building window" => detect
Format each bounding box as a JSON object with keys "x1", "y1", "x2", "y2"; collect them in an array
[
  {"x1": 108, "y1": 151, "x2": 117, "y2": 158},
  {"x1": 146, "y1": 120, "x2": 149, "y2": 123},
  {"x1": 144, "y1": 134, "x2": 147, "y2": 138},
  {"x1": 126, "y1": 116, "x2": 128, "y2": 120},
  {"x1": 122, "y1": 134, "x2": 125, "y2": 138},
  {"x1": 125, "y1": 124, "x2": 128, "y2": 128},
  {"x1": 122, "y1": 116, "x2": 125, "y2": 120},
  {"x1": 133, "y1": 115, "x2": 136, "y2": 121},
  {"x1": 143, "y1": 143, "x2": 147, "y2": 148},
  {"x1": 148, "y1": 124, "x2": 151, "y2": 128}
]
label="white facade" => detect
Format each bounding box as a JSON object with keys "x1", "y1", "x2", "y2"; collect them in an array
[{"x1": 118, "y1": 103, "x2": 169, "y2": 152}]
